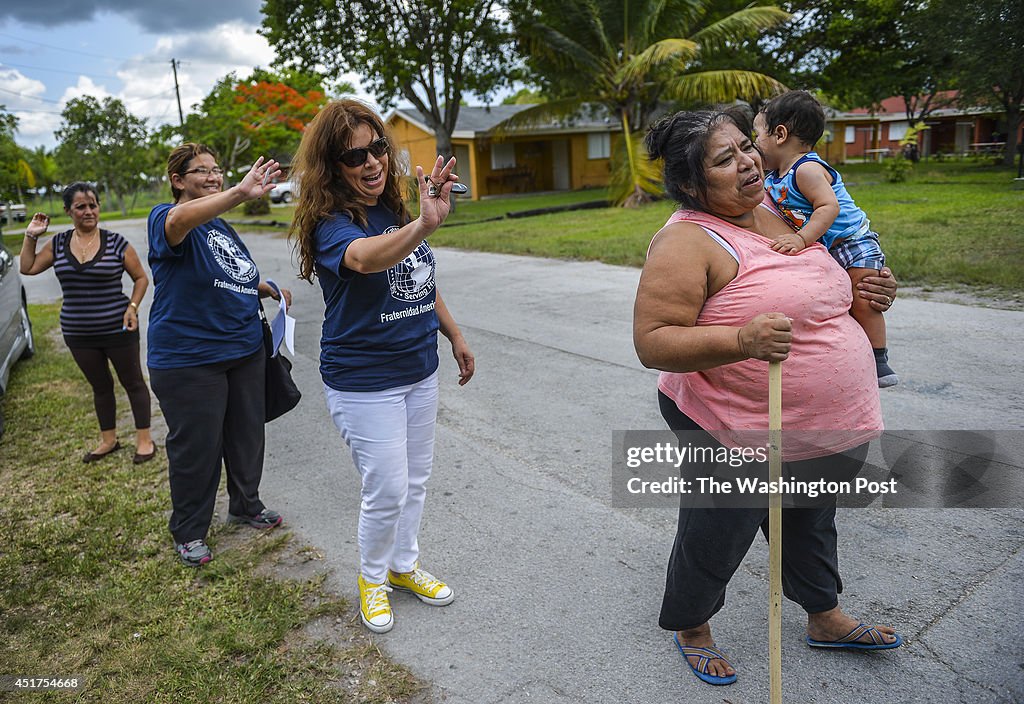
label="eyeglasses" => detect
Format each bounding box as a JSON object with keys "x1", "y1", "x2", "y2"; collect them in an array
[
  {"x1": 184, "y1": 167, "x2": 224, "y2": 177},
  {"x1": 338, "y1": 137, "x2": 389, "y2": 168}
]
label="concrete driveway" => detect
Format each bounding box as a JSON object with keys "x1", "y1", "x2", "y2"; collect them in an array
[{"x1": 20, "y1": 219, "x2": 1024, "y2": 703}]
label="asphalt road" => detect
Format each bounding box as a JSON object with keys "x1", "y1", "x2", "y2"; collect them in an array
[{"x1": 19, "y1": 218, "x2": 1024, "y2": 703}]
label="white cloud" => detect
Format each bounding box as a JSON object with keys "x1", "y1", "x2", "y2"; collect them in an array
[
  {"x1": 60, "y1": 75, "x2": 114, "y2": 103},
  {"x1": 110, "y1": 21, "x2": 278, "y2": 128},
  {"x1": 0, "y1": 66, "x2": 47, "y2": 104},
  {"x1": 0, "y1": 67, "x2": 62, "y2": 144}
]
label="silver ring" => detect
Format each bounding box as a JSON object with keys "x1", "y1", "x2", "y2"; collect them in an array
[
  {"x1": 427, "y1": 184, "x2": 440, "y2": 198},
  {"x1": 885, "y1": 296, "x2": 892, "y2": 305}
]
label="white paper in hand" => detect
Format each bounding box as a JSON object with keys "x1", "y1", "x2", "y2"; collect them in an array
[{"x1": 266, "y1": 280, "x2": 296, "y2": 356}]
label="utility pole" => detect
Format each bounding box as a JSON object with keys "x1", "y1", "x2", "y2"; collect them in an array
[{"x1": 170, "y1": 58, "x2": 184, "y2": 130}]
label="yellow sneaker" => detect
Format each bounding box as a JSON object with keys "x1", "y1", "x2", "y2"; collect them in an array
[
  {"x1": 358, "y1": 574, "x2": 394, "y2": 633},
  {"x1": 387, "y1": 563, "x2": 455, "y2": 606}
]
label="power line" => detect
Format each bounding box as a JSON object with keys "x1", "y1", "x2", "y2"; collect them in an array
[
  {"x1": 2, "y1": 106, "x2": 63, "y2": 114},
  {"x1": 0, "y1": 61, "x2": 124, "y2": 81},
  {"x1": 0, "y1": 31, "x2": 164, "y2": 64},
  {"x1": 0, "y1": 86, "x2": 61, "y2": 103},
  {"x1": 0, "y1": 85, "x2": 174, "y2": 106}
]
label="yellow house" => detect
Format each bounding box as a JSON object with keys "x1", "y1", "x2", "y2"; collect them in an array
[{"x1": 384, "y1": 105, "x2": 622, "y2": 200}]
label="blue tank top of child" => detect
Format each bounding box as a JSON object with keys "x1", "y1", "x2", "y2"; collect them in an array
[
  {"x1": 146, "y1": 203, "x2": 263, "y2": 369},
  {"x1": 314, "y1": 204, "x2": 439, "y2": 392},
  {"x1": 764, "y1": 151, "x2": 869, "y2": 249}
]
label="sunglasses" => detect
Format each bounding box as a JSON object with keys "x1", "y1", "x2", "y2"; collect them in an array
[{"x1": 339, "y1": 137, "x2": 389, "y2": 168}]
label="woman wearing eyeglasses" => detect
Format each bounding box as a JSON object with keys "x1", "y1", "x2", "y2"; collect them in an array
[
  {"x1": 147, "y1": 143, "x2": 292, "y2": 567},
  {"x1": 290, "y1": 100, "x2": 474, "y2": 633}
]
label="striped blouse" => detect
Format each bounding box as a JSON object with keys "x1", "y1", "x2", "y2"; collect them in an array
[{"x1": 53, "y1": 229, "x2": 132, "y2": 338}]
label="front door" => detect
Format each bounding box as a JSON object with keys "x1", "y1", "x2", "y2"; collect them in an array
[
  {"x1": 454, "y1": 145, "x2": 472, "y2": 193},
  {"x1": 551, "y1": 139, "x2": 570, "y2": 190}
]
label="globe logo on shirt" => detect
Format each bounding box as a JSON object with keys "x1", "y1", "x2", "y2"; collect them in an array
[
  {"x1": 207, "y1": 230, "x2": 258, "y2": 283},
  {"x1": 388, "y1": 238, "x2": 435, "y2": 302}
]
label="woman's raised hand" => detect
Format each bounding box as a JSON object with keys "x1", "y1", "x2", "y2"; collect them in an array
[
  {"x1": 26, "y1": 213, "x2": 49, "y2": 238},
  {"x1": 238, "y1": 157, "x2": 282, "y2": 201},
  {"x1": 738, "y1": 312, "x2": 792, "y2": 362},
  {"x1": 416, "y1": 156, "x2": 459, "y2": 231}
]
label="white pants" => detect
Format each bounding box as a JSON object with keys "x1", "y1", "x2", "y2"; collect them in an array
[{"x1": 324, "y1": 371, "x2": 439, "y2": 583}]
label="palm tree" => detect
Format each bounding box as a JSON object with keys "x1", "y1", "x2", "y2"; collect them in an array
[
  {"x1": 28, "y1": 146, "x2": 59, "y2": 214},
  {"x1": 14, "y1": 157, "x2": 35, "y2": 204},
  {"x1": 504, "y1": 0, "x2": 790, "y2": 205}
]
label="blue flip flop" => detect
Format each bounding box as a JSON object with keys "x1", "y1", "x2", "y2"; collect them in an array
[
  {"x1": 806, "y1": 623, "x2": 904, "y2": 650},
  {"x1": 673, "y1": 633, "x2": 738, "y2": 685}
]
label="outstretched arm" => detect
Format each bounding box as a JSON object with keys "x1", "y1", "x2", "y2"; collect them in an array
[
  {"x1": 164, "y1": 158, "x2": 281, "y2": 247},
  {"x1": 343, "y1": 157, "x2": 460, "y2": 274}
]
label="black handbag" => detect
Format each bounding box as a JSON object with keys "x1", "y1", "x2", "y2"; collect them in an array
[{"x1": 259, "y1": 292, "x2": 301, "y2": 423}]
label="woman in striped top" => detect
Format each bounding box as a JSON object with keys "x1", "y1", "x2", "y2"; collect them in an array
[{"x1": 19, "y1": 182, "x2": 155, "y2": 464}]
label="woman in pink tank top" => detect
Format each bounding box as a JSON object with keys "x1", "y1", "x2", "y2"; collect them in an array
[{"x1": 633, "y1": 109, "x2": 903, "y2": 688}]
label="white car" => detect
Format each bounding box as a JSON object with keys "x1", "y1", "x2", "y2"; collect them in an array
[
  {"x1": 0, "y1": 241, "x2": 35, "y2": 440},
  {"x1": 269, "y1": 180, "x2": 298, "y2": 204},
  {"x1": 0, "y1": 203, "x2": 27, "y2": 222}
]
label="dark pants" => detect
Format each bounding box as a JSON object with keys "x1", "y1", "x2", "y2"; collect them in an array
[
  {"x1": 150, "y1": 350, "x2": 267, "y2": 544},
  {"x1": 657, "y1": 391, "x2": 867, "y2": 631},
  {"x1": 68, "y1": 341, "x2": 151, "y2": 431}
]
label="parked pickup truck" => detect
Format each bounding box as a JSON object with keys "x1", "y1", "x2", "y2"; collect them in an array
[{"x1": 0, "y1": 203, "x2": 27, "y2": 222}]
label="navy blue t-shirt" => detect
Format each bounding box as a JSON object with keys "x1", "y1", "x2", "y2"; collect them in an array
[
  {"x1": 147, "y1": 203, "x2": 263, "y2": 369},
  {"x1": 315, "y1": 205, "x2": 439, "y2": 391}
]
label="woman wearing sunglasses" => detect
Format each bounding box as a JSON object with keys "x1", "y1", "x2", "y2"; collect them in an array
[
  {"x1": 290, "y1": 99, "x2": 474, "y2": 633},
  {"x1": 147, "y1": 144, "x2": 291, "y2": 567}
]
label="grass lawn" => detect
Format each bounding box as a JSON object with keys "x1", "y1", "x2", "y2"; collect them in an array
[
  {"x1": 0, "y1": 304, "x2": 421, "y2": 703},
  {"x1": 840, "y1": 162, "x2": 1024, "y2": 289}
]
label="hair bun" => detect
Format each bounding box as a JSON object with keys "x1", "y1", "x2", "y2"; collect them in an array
[{"x1": 645, "y1": 115, "x2": 675, "y2": 160}]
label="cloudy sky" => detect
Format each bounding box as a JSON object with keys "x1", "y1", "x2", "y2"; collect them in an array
[{"x1": 0, "y1": 0, "x2": 374, "y2": 148}]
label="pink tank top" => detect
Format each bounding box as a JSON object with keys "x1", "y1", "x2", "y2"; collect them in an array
[{"x1": 656, "y1": 205, "x2": 883, "y2": 460}]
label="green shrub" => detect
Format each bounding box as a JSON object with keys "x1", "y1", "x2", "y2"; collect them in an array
[
  {"x1": 884, "y1": 157, "x2": 913, "y2": 183},
  {"x1": 243, "y1": 196, "x2": 271, "y2": 216}
]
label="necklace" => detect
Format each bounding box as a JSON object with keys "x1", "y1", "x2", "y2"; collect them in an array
[{"x1": 72, "y1": 229, "x2": 99, "y2": 262}]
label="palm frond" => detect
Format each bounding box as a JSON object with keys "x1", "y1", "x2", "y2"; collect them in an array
[
  {"x1": 16, "y1": 159, "x2": 37, "y2": 189},
  {"x1": 490, "y1": 98, "x2": 599, "y2": 139},
  {"x1": 666, "y1": 70, "x2": 787, "y2": 104},
  {"x1": 583, "y1": 0, "x2": 617, "y2": 60},
  {"x1": 691, "y1": 7, "x2": 791, "y2": 52},
  {"x1": 640, "y1": 0, "x2": 706, "y2": 41},
  {"x1": 619, "y1": 38, "x2": 700, "y2": 86},
  {"x1": 517, "y1": 21, "x2": 605, "y2": 76}
]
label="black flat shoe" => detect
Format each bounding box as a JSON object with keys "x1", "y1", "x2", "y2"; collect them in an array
[
  {"x1": 82, "y1": 441, "x2": 122, "y2": 463},
  {"x1": 133, "y1": 447, "x2": 158, "y2": 464}
]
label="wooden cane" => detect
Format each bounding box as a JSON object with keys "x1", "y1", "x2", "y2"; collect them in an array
[{"x1": 768, "y1": 360, "x2": 783, "y2": 704}]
